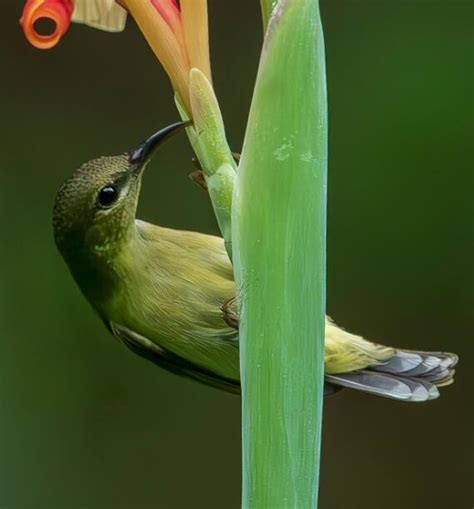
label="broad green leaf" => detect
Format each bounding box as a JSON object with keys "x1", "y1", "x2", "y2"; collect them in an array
[{"x1": 233, "y1": 0, "x2": 327, "y2": 507}]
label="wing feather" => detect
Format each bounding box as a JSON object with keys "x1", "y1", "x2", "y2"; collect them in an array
[
  {"x1": 110, "y1": 322, "x2": 241, "y2": 394},
  {"x1": 109, "y1": 322, "x2": 342, "y2": 397}
]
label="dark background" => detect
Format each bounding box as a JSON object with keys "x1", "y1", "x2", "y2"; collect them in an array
[{"x1": 1, "y1": 1, "x2": 472, "y2": 508}]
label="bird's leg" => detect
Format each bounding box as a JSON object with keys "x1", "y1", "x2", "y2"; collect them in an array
[{"x1": 221, "y1": 297, "x2": 239, "y2": 329}]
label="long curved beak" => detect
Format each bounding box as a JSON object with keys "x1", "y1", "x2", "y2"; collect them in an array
[{"x1": 129, "y1": 120, "x2": 190, "y2": 168}]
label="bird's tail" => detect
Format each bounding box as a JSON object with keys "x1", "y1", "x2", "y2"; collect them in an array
[{"x1": 325, "y1": 350, "x2": 458, "y2": 402}]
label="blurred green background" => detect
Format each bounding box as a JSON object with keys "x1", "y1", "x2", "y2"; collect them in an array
[{"x1": 1, "y1": 1, "x2": 472, "y2": 508}]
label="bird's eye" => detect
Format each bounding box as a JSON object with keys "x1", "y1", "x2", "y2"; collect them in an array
[{"x1": 97, "y1": 186, "x2": 118, "y2": 208}]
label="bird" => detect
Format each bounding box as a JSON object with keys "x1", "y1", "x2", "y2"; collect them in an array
[{"x1": 53, "y1": 122, "x2": 458, "y2": 402}]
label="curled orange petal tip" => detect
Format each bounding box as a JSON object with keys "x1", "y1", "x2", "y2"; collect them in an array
[{"x1": 20, "y1": 0, "x2": 74, "y2": 50}]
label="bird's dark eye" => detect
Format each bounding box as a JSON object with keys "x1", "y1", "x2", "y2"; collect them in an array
[{"x1": 97, "y1": 186, "x2": 119, "y2": 208}]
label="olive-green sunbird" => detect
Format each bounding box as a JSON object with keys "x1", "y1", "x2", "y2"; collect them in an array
[{"x1": 53, "y1": 122, "x2": 458, "y2": 402}]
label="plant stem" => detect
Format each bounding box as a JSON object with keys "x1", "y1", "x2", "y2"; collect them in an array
[{"x1": 176, "y1": 69, "x2": 237, "y2": 259}]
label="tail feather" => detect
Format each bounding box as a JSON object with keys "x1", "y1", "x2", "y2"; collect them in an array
[
  {"x1": 372, "y1": 351, "x2": 424, "y2": 374},
  {"x1": 423, "y1": 368, "x2": 456, "y2": 386},
  {"x1": 405, "y1": 377, "x2": 440, "y2": 400},
  {"x1": 325, "y1": 371, "x2": 413, "y2": 401},
  {"x1": 439, "y1": 353, "x2": 459, "y2": 369},
  {"x1": 326, "y1": 350, "x2": 458, "y2": 402},
  {"x1": 388, "y1": 376, "x2": 434, "y2": 402}
]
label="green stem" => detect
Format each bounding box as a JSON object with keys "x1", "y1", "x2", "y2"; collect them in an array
[
  {"x1": 176, "y1": 69, "x2": 237, "y2": 259},
  {"x1": 233, "y1": 0, "x2": 327, "y2": 507}
]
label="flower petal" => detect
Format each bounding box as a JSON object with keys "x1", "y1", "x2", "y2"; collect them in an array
[
  {"x1": 20, "y1": 0, "x2": 74, "y2": 49},
  {"x1": 181, "y1": 0, "x2": 212, "y2": 83},
  {"x1": 123, "y1": 0, "x2": 191, "y2": 113},
  {"x1": 150, "y1": 0, "x2": 187, "y2": 60},
  {"x1": 151, "y1": 0, "x2": 180, "y2": 30}
]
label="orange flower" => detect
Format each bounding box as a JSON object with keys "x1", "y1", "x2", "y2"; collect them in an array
[
  {"x1": 20, "y1": 0, "x2": 74, "y2": 49},
  {"x1": 21, "y1": 0, "x2": 127, "y2": 48}
]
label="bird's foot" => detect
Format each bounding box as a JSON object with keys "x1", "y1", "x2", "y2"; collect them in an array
[
  {"x1": 189, "y1": 168, "x2": 208, "y2": 191},
  {"x1": 221, "y1": 297, "x2": 239, "y2": 329}
]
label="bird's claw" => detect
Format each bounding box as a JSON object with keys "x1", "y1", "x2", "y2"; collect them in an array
[
  {"x1": 189, "y1": 168, "x2": 208, "y2": 192},
  {"x1": 221, "y1": 297, "x2": 239, "y2": 329}
]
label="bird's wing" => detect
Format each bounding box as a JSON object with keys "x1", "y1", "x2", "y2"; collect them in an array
[
  {"x1": 110, "y1": 322, "x2": 341, "y2": 397},
  {"x1": 110, "y1": 322, "x2": 241, "y2": 394}
]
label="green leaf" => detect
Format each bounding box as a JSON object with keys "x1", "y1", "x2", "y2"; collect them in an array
[{"x1": 233, "y1": 0, "x2": 327, "y2": 507}]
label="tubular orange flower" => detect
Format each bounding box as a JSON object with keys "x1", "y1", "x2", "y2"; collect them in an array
[{"x1": 20, "y1": 0, "x2": 74, "y2": 49}]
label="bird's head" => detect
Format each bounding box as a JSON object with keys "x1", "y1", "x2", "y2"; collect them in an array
[{"x1": 53, "y1": 121, "x2": 188, "y2": 260}]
